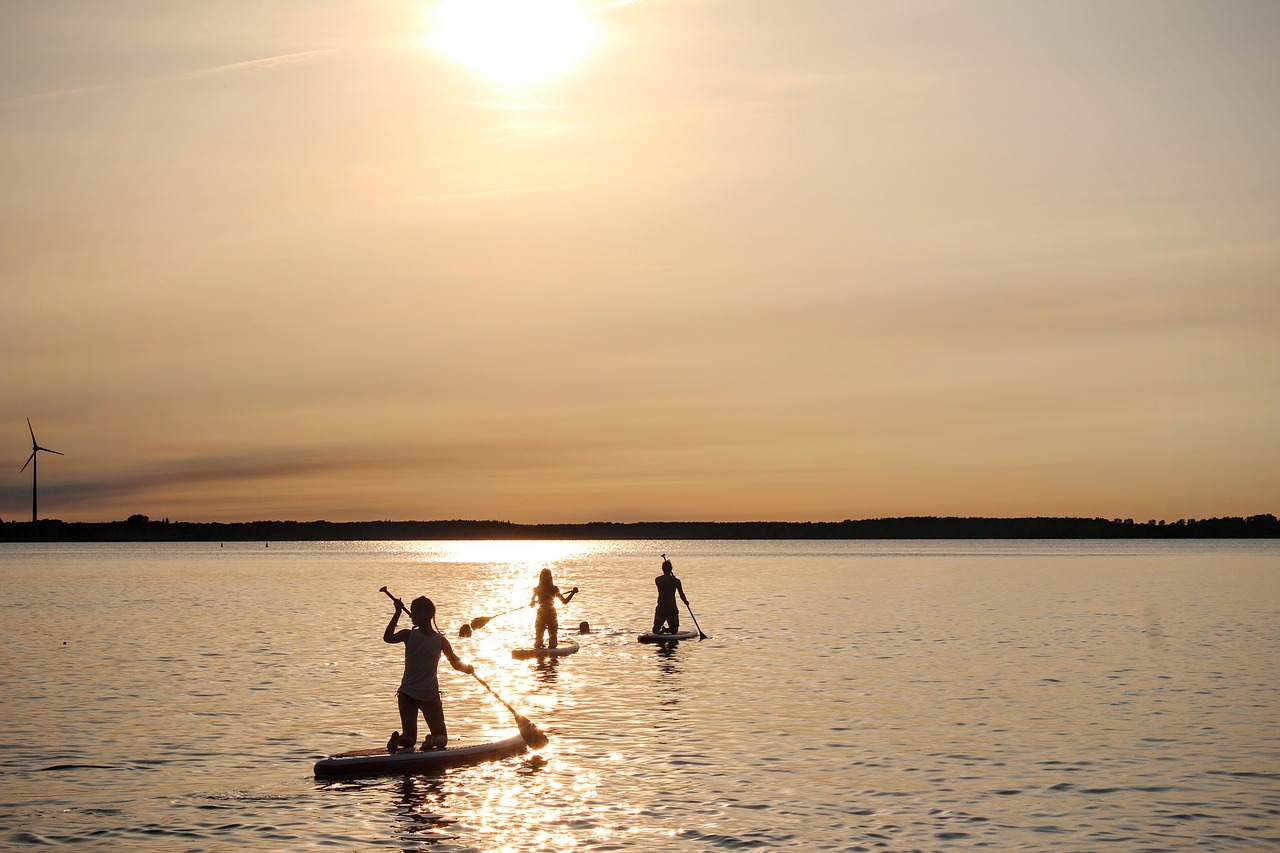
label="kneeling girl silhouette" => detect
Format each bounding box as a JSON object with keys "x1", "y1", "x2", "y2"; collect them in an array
[{"x1": 383, "y1": 595, "x2": 473, "y2": 751}]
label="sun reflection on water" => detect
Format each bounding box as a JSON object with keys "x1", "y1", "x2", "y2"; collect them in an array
[{"x1": 399, "y1": 539, "x2": 603, "y2": 566}]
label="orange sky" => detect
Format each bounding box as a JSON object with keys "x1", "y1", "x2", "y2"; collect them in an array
[{"x1": 2, "y1": 1, "x2": 1277, "y2": 524}]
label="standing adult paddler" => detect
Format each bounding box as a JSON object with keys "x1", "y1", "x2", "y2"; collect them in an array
[{"x1": 652, "y1": 554, "x2": 690, "y2": 635}]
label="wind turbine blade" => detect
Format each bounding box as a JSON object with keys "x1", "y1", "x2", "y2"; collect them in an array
[
  {"x1": 41, "y1": 447, "x2": 65, "y2": 456},
  {"x1": 27, "y1": 418, "x2": 36, "y2": 445},
  {"x1": 21, "y1": 451, "x2": 36, "y2": 472}
]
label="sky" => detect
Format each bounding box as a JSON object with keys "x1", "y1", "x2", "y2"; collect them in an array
[{"x1": 2, "y1": 0, "x2": 1277, "y2": 525}]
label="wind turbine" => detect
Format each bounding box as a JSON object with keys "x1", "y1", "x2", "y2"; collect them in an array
[{"x1": 21, "y1": 419, "x2": 63, "y2": 526}]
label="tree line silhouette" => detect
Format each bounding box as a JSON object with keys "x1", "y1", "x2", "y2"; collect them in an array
[{"x1": 1, "y1": 514, "x2": 1276, "y2": 541}]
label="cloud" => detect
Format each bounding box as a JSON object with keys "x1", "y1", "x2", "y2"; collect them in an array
[
  {"x1": 0, "y1": 49, "x2": 338, "y2": 109},
  {"x1": 0, "y1": 452, "x2": 364, "y2": 512}
]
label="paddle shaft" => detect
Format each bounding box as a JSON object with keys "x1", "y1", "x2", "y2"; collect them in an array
[
  {"x1": 470, "y1": 670, "x2": 549, "y2": 749},
  {"x1": 683, "y1": 600, "x2": 708, "y2": 639},
  {"x1": 379, "y1": 586, "x2": 405, "y2": 610},
  {"x1": 470, "y1": 672, "x2": 517, "y2": 715},
  {"x1": 471, "y1": 604, "x2": 524, "y2": 630}
]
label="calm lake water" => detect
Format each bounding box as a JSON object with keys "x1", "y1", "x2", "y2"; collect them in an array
[{"x1": 1, "y1": 539, "x2": 1277, "y2": 851}]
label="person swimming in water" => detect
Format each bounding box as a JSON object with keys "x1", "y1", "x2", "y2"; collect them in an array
[
  {"x1": 383, "y1": 595, "x2": 473, "y2": 752},
  {"x1": 529, "y1": 568, "x2": 578, "y2": 649},
  {"x1": 652, "y1": 554, "x2": 690, "y2": 634}
]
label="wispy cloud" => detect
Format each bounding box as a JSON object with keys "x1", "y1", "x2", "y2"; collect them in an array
[
  {"x1": 0, "y1": 49, "x2": 338, "y2": 109},
  {"x1": 197, "y1": 50, "x2": 339, "y2": 76}
]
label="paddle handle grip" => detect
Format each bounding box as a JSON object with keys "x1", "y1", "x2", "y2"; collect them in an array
[{"x1": 379, "y1": 586, "x2": 405, "y2": 609}]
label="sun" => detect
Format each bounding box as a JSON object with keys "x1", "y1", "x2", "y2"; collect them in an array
[{"x1": 427, "y1": 0, "x2": 601, "y2": 90}]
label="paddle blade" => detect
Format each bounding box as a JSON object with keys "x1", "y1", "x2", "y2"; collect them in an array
[
  {"x1": 516, "y1": 715, "x2": 549, "y2": 750},
  {"x1": 469, "y1": 615, "x2": 492, "y2": 630}
]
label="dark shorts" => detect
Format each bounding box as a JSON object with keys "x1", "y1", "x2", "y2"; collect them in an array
[
  {"x1": 397, "y1": 691, "x2": 446, "y2": 741},
  {"x1": 653, "y1": 605, "x2": 680, "y2": 633}
]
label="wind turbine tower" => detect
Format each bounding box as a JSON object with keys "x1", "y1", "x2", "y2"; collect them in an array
[{"x1": 21, "y1": 419, "x2": 64, "y2": 525}]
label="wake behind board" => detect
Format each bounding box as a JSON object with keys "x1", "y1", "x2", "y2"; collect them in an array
[
  {"x1": 511, "y1": 640, "x2": 579, "y2": 659},
  {"x1": 314, "y1": 733, "x2": 527, "y2": 778},
  {"x1": 638, "y1": 630, "x2": 699, "y2": 643}
]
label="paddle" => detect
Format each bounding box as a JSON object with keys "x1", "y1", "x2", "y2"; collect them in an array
[
  {"x1": 469, "y1": 670, "x2": 550, "y2": 749},
  {"x1": 378, "y1": 585, "x2": 404, "y2": 610},
  {"x1": 469, "y1": 604, "x2": 525, "y2": 632},
  {"x1": 683, "y1": 600, "x2": 709, "y2": 640}
]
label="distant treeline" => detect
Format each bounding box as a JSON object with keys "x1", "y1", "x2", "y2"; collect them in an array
[{"x1": 1, "y1": 514, "x2": 1277, "y2": 541}]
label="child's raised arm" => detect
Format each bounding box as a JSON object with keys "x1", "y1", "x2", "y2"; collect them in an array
[{"x1": 383, "y1": 601, "x2": 409, "y2": 644}]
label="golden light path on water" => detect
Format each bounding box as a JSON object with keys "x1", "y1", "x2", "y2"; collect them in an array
[
  {"x1": 406, "y1": 538, "x2": 600, "y2": 567},
  {"x1": 353, "y1": 539, "x2": 628, "y2": 849}
]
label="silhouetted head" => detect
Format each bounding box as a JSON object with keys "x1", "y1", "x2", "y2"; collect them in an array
[
  {"x1": 578, "y1": 621, "x2": 591, "y2": 635},
  {"x1": 661, "y1": 558, "x2": 673, "y2": 575},
  {"x1": 410, "y1": 596, "x2": 435, "y2": 627},
  {"x1": 539, "y1": 568, "x2": 553, "y2": 585},
  {"x1": 458, "y1": 623, "x2": 473, "y2": 638}
]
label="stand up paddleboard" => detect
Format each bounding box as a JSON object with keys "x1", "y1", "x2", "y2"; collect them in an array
[
  {"x1": 511, "y1": 640, "x2": 579, "y2": 659},
  {"x1": 637, "y1": 630, "x2": 699, "y2": 643},
  {"x1": 314, "y1": 733, "x2": 527, "y2": 778}
]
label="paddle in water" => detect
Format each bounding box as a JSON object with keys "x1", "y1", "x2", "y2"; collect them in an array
[{"x1": 469, "y1": 671, "x2": 550, "y2": 749}]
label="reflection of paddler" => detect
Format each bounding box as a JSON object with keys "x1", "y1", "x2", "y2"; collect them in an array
[
  {"x1": 652, "y1": 554, "x2": 690, "y2": 634},
  {"x1": 529, "y1": 568, "x2": 578, "y2": 649}
]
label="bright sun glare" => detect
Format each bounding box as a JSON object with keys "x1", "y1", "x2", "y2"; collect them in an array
[{"x1": 428, "y1": 0, "x2": 600, "y2": 90}]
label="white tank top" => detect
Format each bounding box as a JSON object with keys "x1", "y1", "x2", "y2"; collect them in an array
[{"x1": 399, "y1": 629, "x2": 442, "y2": 702}]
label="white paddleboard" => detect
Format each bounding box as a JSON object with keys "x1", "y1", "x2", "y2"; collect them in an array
[
  {"x1": 511, "y1": 640, "x2": 580, "y2": 659},
  {"x1": 637, "y1": 630, "x2": 699, "y2": 643}
]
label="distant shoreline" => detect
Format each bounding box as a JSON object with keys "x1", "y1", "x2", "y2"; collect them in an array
[{"x1": 1, "y1": 514, "x2": 1277, "y2": 541}]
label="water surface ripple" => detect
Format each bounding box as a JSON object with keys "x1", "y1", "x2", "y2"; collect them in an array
[{"x1": 1, "y1": 539, "x2": 1277, "y2": 850}]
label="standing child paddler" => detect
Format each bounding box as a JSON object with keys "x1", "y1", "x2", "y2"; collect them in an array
[{"x1": 529, "y1": 568, "x2": 578, "y2": 649}]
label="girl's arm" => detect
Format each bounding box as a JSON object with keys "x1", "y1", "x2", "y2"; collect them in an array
[
  {"x1": 559, "y1": 586, "x2": 578, "y2": 604},
  {"x1": 383, "y1": 602, "x2": 409, "y2": 643},
  {"x1": 440, "y1": 637, "x2": 475, "y2": 674}
]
